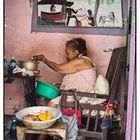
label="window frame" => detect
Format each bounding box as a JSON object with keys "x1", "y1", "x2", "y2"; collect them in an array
[{"x1": 31, "y1": 0, "x2": 128, "y2": 36}]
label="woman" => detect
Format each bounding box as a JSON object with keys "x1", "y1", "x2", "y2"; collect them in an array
[
  {"x1": 32, "y1": 38, "x2": 97, "y2": 140},
  {"x1": 33, "y1": 38, "x2": 97, "y2": 108}
]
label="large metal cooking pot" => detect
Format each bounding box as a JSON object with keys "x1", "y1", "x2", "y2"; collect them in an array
[{"x1": 19, "y1": 60, "x2": 38, "y2": 71}]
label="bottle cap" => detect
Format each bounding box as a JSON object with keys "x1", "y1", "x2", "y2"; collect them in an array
[{"x1": 12, "y1": 119, "x2": 17, "y2": 122}]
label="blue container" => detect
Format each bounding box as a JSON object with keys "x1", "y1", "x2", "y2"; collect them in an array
[
  {"x1": 35, "y1": 80, "x2": 61, "y2": 100},
  {"x1": 9, "y1": 119, "x2": 17, "y2": 139},
  {"x1": 9, "y1": 57, "x2": 16, "y2": 76}
]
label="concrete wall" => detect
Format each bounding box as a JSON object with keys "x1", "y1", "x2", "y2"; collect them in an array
[{"x1": 4, "y1": 0, "x2": 126, "y2": 115}]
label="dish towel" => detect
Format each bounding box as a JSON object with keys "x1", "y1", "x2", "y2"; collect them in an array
[{"x1": 61, "y1": 114, "x2": 78, "y2": 140}]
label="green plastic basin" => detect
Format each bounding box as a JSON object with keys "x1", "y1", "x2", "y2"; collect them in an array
[{"x1": 35, "y1": 80, "x2": 61, "y2": 100}]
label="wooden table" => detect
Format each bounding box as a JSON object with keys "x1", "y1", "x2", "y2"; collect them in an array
[
  {"x1": 4, "y1": 75, "x2": 36, "y2": 106},
  {"x1": 16, "y1": 122, "x2": 68, "y2": 140}
]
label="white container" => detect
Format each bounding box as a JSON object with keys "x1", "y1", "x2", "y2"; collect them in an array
[{"x1": 15, "y1": 106, "x2": 62, "y2": 129}]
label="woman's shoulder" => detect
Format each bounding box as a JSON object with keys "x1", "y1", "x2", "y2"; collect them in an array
[
  {"x1": 80, "y1": 56, "x2": 92, "y2": 61},
  {"x1": 80, "y1": 56, "x2": 96, "y2": 67},
  {"x1": 71, "y1": 57, "x2": 91, "y2": 65}
]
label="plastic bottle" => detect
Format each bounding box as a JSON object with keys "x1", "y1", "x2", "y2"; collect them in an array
[
  {"x1": 9, "y1": 57, "x2": 16, "y2": 76},
  {"x1": 3, "y1": 57, "x2": 9, "y2": 76},
  {"x1": 9, "y1": 119, "x2": 17, "y2": 139}
]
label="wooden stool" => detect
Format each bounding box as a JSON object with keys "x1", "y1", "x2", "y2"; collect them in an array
[{"x1": 16, "y1": 122, "x2": 68, "y2": 140}]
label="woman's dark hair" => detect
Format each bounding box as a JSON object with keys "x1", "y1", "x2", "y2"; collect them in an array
[
  {"x1": 75, "y1": 38, "x2": 87, "y2": 56},
  {"x1": 66, "y1": 38, "x2": 87, "y2": 56}
]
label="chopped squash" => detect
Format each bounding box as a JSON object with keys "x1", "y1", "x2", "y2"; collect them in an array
[{"x1": 38, "y1": 111, "x2": 52, "y2": 121}]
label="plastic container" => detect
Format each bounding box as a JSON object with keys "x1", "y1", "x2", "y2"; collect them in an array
[
  {"x1": 9, "y1": 119, "x2": 17, "y2": 139},
  {"x1": 9, "y1": 57, "x2": 16, "y2": 76},
  {"x1": 3, "y1": 57, "x2": 9, "y2": 76},
  {"x1": 35, "y1": 80, "x2": 61, "y2": 100}
]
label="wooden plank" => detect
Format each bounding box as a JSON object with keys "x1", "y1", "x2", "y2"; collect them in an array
[
  {"x1": 61, "y1": 102, "x2": 106, "y2": 111},
  {"x1": 94, "y1": 111, "x2": 99, "y2": 132},
  {"x1": 85, "y1": 110, "x2": 92, "y2": 130},
  {"x1": 61, "y1": 90, "x2": 110, "y2": 99},
  {"x1": 78, "y1": 130, "x2": 103, "y2": 138}
]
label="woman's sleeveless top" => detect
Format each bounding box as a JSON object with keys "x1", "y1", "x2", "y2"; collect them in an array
[{"x1": 60, "y1": 56, "x2": 97, "y2": 93}]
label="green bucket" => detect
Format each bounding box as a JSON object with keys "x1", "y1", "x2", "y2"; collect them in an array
[{"x1": 35, "y1": 80, "x2": 61, "y2": 100}]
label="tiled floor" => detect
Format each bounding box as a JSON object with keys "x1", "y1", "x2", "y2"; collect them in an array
[{"x1": 4, "y1": 115, "x2": 125, "y2": 140}]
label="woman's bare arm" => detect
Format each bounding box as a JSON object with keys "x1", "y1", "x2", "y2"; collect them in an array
[
  {"x1": 32, "y1": 54, "x2": 93, "y2": 74},
  {"x1": 43, "y1": 57, "x2": 93, "y2": 74}
]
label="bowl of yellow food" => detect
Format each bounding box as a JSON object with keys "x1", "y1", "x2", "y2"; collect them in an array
[{"x1": 15, "y1": 106, "x2": 62, "y2": 129}]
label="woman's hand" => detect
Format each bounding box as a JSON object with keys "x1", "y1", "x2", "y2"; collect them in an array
[{"x1": 32, "y1": 54, "x2": 45, "y2": 61}]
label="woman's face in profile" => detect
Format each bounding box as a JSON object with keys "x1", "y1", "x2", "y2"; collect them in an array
[{"x1": 65, "y1": 45, "x2": 79, "y2": 61}]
